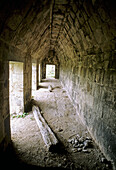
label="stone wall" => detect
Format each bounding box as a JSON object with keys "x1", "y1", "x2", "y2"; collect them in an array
[
  {"x1": 0, "y1": 40, "x2": 33, "y2": 151},
  {"x1": 0, "y1": 41, "x2": 10, "y2": 151},
  {"x1": 32, "y1": 63, "x2": 37, "y2": 96},
  {"x1": 24, "y1": 53, "x2": 32, "y2": 112},
  {"x1": 0, "y1": 1, "x2": 116, "y2": 168},
  {"x1": 58, "y1": 1, "x2": 116, "y2": 168}
]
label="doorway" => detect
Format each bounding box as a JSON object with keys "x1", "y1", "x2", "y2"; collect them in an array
[
  {"x1": 9, "y1": 61, "x2": 24, "y2": 115},
  {"x1": 46, "y1": 64, "x2": 55, "y2": 78}
]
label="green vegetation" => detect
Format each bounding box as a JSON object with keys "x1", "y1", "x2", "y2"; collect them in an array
[{"x1": 12, "y1": 112, "x2": 28, "y2": 118}]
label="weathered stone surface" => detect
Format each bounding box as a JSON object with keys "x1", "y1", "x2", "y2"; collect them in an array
[
  {"x1": 24, "y1": 54, "x2": 32, "y2": 112},
  {"x1": 58, "y1": 1, "x2": 116, "y2": 168},
  {"x1": 9, "y1": 61, "x2": 24, "y2": 114},
  {"x1": 0, "y1": 0, "x2": 116, "y2": 168},
  {"x1": 0, "y1": 51, "x2": 10, "y2": 151},
  {"x1": 68, "y1": 133, "x2": 93, "y2": 153}
]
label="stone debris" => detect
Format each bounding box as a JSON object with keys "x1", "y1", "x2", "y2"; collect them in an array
[
  {"x1": 57, "y1": 128, "x2": 63, "y2": 132},
  {"x1": 77, "y1": 148, "x2": 82, "y2": 152},
  {"x1": 68, "y1": 134, "x2": 93, "y2": 153},
  {"x1": 101, "y1": 157, "x2": 112, "y2": 169},
  {"x1": 101, "y1": 157, "x2": 107, "y2": 163}
]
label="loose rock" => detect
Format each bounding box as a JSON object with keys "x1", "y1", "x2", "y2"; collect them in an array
[
  {"x1": 82, "y1": 149, "x2": 89, "y2": 153},
  {"x1": 77, "y1": 148, "x2": 82, "y2": 152},
  {"x1": 101, "y1": 157, "x2": 107, "y2": 163},
  {"x1": 68, "y1": 134, "x2": 93, "y2": 153},
  {"x1": 72, "y1": 148, "x2": 77, "y2": 153}
]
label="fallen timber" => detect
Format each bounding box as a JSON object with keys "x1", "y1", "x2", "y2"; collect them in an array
[
  {"x1": 32, "y1": 105, "x2": 59, "y2": 152},
  {"x1": 48, "y1": 85, "x2": 52, "y2": 92}
]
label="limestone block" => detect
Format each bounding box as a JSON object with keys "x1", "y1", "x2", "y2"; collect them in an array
[
  {"x1": 76, "y1": 11, "x2": 85, "y2": 26},
  {"x1": 0, "y1": 27, "x2": 14, "y2": 43},
  {"x1": 70, "y1": 10, "x2": 75, "y2": 20},
  {"x1": 74, "y1": 17, "x2": 81, "y2": 29},
  {"x1": 0, "y1": 117, "x2": 4, "y2": 144},
  {"x1": 94, "y1": 28, "x2": 105, "y2": 44},
  {"x1": 4, "y1": 115, "x2": 11, "y2": 142},
  {"x1": 0, "y1": 62, "x2": 6, "y2": 82},
  {"x1": 98, "y1": 7, "x2": 110, "y2": 23},
  {"x1": 6, "y1": 13, "x2": 22, "y2": 31},
  {"x1": 2, "y1": 98, "x2": 9, "y2": 118}
]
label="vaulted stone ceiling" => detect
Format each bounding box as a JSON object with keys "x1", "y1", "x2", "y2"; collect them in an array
[
  {"x1": 0, "y1": 0, "x2": 116, "y2": 61},
  {"x1": 0, "y1": 0, "x2": 51, "y2": 59},
  {"x1": 0, "y1": 0, "x2": 70, "y2": 60}
]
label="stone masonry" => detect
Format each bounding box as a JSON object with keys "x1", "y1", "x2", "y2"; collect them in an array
[
  {"x1": 0, "y1": 0, "x2": 116, "y2": 169},
  {"x1": 58, "y1": 1, "x2": 116, "y2": 168}
]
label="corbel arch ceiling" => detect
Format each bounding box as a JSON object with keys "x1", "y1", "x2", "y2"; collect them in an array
[
  {"x1": 0, "y1": 0, "x2": 71, "y2": 61},
  {"x1": 0, "y1": 0, "x2": 115, "y2": 62}
]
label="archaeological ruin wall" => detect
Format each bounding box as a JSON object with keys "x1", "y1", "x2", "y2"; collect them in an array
[
  {"x1": 0, "y1": 0, "x2": 116, "y2": 168},
  {"x1": 58, "y1": 1, "x2": 116, "y2": 168}
]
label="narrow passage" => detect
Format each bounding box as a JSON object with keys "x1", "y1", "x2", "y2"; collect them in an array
[{"x1": 10, "y1": 79, "x2": 112, "y2": 169}]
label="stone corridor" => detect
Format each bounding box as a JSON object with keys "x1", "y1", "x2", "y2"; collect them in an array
[
  {"x1": 7, "y1": 79, "x2": 112, "y2": 169},
  {"x1": 0, "y1": 0, "x2": 116, "y2": 169}
]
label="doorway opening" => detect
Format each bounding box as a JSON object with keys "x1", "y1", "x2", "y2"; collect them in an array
[
  {"x1": 46, "y1": 64, "x2": 55, "y2": 78},
  {"x1": 9, "y1": 61, "x2": 24, "y2": 115}
]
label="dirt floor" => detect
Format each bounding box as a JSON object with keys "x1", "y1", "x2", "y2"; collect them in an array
[{"x1": 8, "y1": 79, "x2": 112, "y2": 169}]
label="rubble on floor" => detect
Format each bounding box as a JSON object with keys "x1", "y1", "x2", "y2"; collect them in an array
[
  {"x1": 68, "y1": 134, "x2": 93, "y2": 153},
  {"x1": 10, "y1": 79, "x2": 113, "y2": 170}
]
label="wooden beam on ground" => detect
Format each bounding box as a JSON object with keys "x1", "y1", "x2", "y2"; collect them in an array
[
  {"x1": 48, "y1": 85, "x2": 52, "y2": 92},
  {"x1": 32, "y1": 105, "x2": 59, "y2": 152}
]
